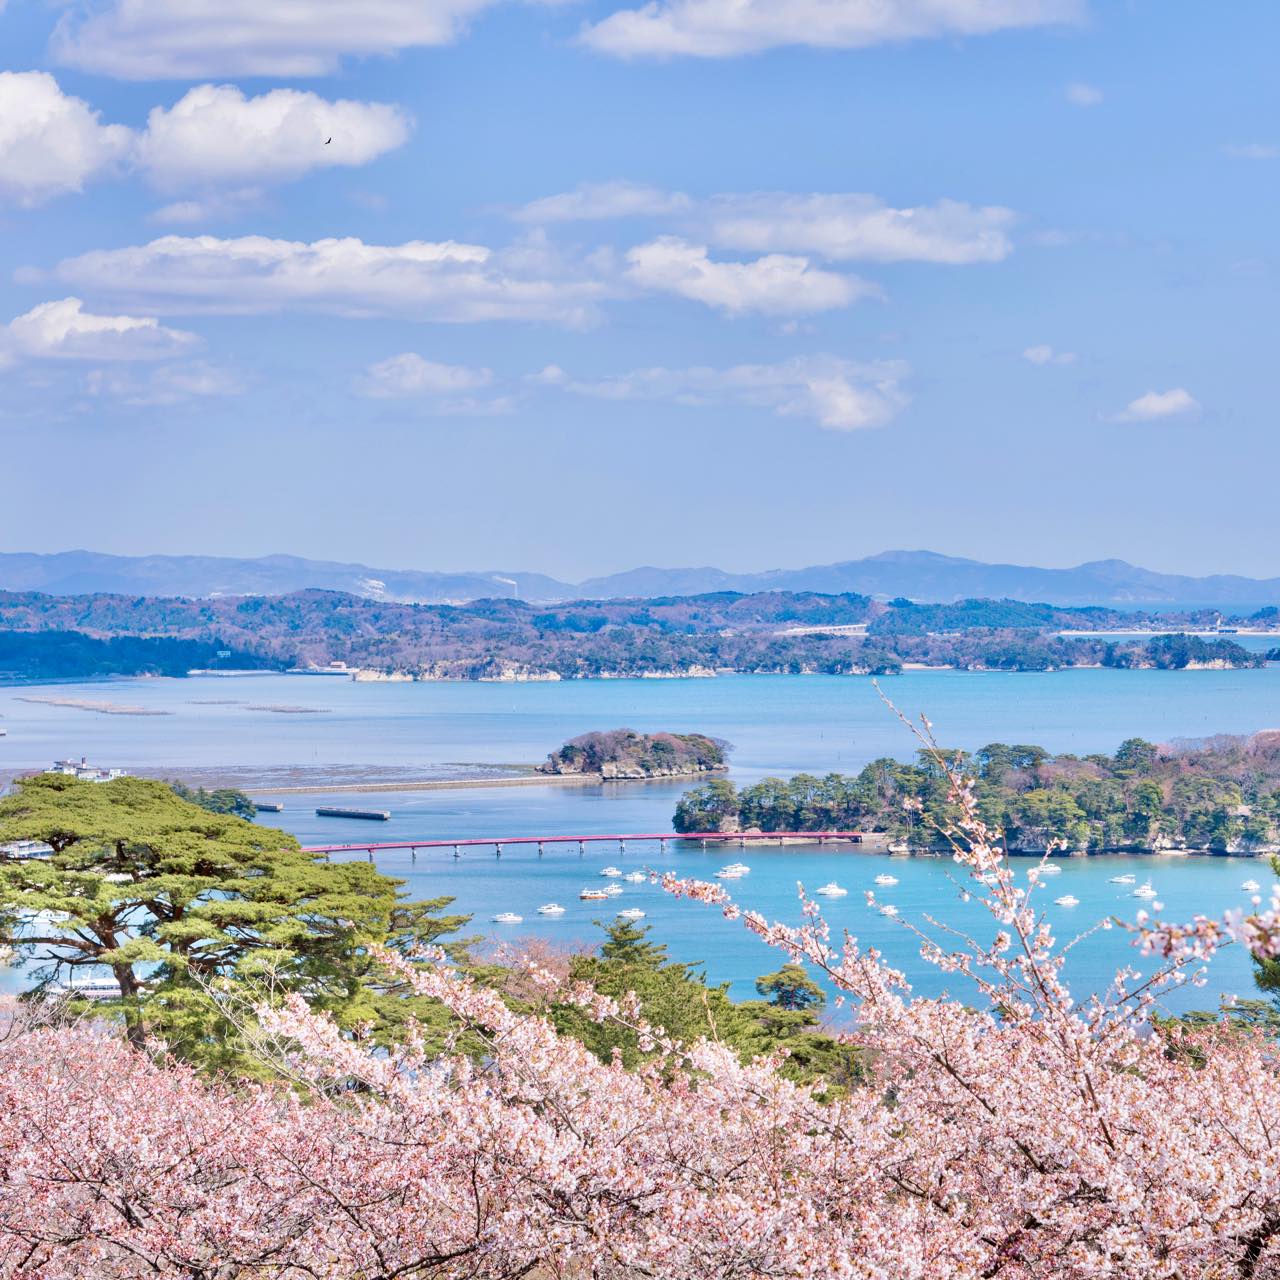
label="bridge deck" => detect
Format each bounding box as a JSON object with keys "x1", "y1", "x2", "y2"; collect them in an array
[{"x1": 301, "y1": 830, "x2": 863, "y2": 854}]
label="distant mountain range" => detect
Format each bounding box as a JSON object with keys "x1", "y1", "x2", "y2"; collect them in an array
[{"x1": 2, "y1": 549, "x2": 1279, "y2": 609}]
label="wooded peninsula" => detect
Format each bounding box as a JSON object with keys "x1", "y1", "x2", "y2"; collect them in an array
[
  {"x1": 674, "y1": 731, "x2": 1280, "y2": 854},
  {"x1": 0, "y1": 588, "x2": 1272, "y2": 680}
]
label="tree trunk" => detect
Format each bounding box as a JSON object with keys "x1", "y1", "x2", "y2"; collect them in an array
[{"x1": 112, "y1": 963, "x2": 146, "y2": 1049}]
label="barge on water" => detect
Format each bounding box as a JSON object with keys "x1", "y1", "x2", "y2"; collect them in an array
[{"x1": 316, "y1": 806, "x2": 391, "y2": 821}]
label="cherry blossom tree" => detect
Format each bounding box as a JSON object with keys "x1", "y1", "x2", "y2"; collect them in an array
[{"x1": 2, "y1": 719, "x2": 1280, "y2": 1278}]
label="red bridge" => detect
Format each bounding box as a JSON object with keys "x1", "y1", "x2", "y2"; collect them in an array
[{"x1": 302, "y1": 831, "x2": 863, "y2": 857}]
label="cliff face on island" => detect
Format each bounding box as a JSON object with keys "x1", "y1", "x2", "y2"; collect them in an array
[{"x1": 539, "y1": 729, "x2": 728, "y2": 781}]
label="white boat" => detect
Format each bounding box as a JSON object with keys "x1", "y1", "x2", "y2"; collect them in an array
[
  {"x1": 537, "y1": 903, "x2": 566, "y2": 915},
  {"x1": 722, "y1": 862, "x2": 750, "y2": 874},
  {"x1": 1242, "y1": 879, "x2": 1261, "y2": 892},
  {"x1": 617, "y1": 908, "x2": 646, "y2": 920},
  {"x1": 492, "y1": 912, "x2": 523, "y2": 924},
  {"x1": 1037, "y1": 864, "x2": 1062, "y2": 876},
  {"x1": 815, "y1": 882, "x2": 848, "y2": 897},
  {"x1": 623, "y1": 872, "x2": 646, "y2": 883},
  {"x1": 873, "y1": 874, "x2": 898, "y2": 886},
  {"x1": 880, "y1": 904, "x2": 899, "y2": 917},
  {"x1": 1133, "y1": 882, "x2": 1158, "y2": 899},
  {"x1": 716, "y1": 868, "x2": 746, "y2": 879},
  {"x1": 603, "y1": 884, "x2": 624, "y2": 897},
  {"x1": 975, "y1": 871, "x2": 1000, "y2": 886},
  {"x1": 600, "y1": 866, "x2": 622, "y2": 878},
  {"x1": 1054, "y1": 895, "x2": 1079, "y2": 907},
  {"x1": 47, "y1": 978, "x2": 124, "y2": 1002},
  {"x1": 1109, "y1": 874, "x2": 1136, "y2": 884},
  {"x1": 579, "y1": 888, "x2": 609, "y2": 901}
]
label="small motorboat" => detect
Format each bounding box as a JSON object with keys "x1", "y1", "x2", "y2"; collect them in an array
[
  {"x1": 1054, "y1": 895, "x2": 1079, "y2": 907},
  {"x1": 1109, "y1": 874, "x2": 1136, "y2": 884},
  {"x1": 815, "y1": 882, "x2": 848, "y2": 897},
  {"x1": 603, "y1": 884, "x2": 624, "y2": 897},
  {"x1": 492, "y1": 912, "x2": 523, "y2": 924},
  {"x1": 600, "y1": 866, "x2": 622, "y2": 877},
  {"x1": 579, "y1": 888, "x2": 609, "y2": 901},
  {"x1": 722, "y1": 862, "x2": 750, "y2": 874},
  {"x1": 617, "y1": 908, "x2": 646, "y2": 920},
  {"x1": 1242, "y1": 879, "x2": 1261, "y2": 893},
  {"x1": 1037, "y1": 864, "x2": 1062, "y2": 876},
  {"x1": 1133, "y1": 882, "x2": 1158, "y2": 899},
  {"x1": 873, "y1": 874, "x2": 898, "y2": 886},
  {"x1": 716, "y1": 867, "x2": 746, "y2": 879},
  {"x1": 974, "y1": 871, "x2": 1000, "y2": 886},
  {"x1": 623, "y1": 871, "x2": 646, "y2": 883},
  {"x1": 537, "y1": 903, "x2": 566, "y2": 916},
  {"x1": 880, "y1": 904, "x2": 899, "y2": 917}
]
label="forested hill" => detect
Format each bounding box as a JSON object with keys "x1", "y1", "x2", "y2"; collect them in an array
[
  {"x1": 673, "y1": 732, "x2": 1280, "y2": 854},
  {"x1": 0, "y1": 589, "x2": 1269, "y2": 679}
]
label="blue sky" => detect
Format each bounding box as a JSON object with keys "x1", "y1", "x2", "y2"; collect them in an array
[{"x1": 0, "y1": 0, "x2": 1275, "y2": 581}]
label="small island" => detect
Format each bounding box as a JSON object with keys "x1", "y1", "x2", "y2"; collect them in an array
[{"x1": 539, "y1": 729, "x2": 728, "y2": 781}]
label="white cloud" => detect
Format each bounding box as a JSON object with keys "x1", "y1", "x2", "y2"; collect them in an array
[
  {"x1": 0, "y1": 72, "x2": 131, "y2": 207},
  {"x1": 51, "y1": 0, "x2": 512, "y2": 79},
  {"x1": 135, "y1": 85, "x2": 411, "y2": 189},
  {"x1": 0, "y1": 74, "x2": 411, "y2": 213},
  {"x1": 1065, "y1": 82, "x2": 1103, "y2": 107},
  {"x1": 85, "y1": 361, "x2": 243, "y2": 406},
  {"x1": 0, "y1": 298, "x2": 200, "y2": 367},
  {"x1": 1022, "y1": 344, "x2": 1076, "y2": 366},
  {"x1": 1224, "y1": 142, "x2": 1278, "y2": 161},
  {"x1": 581, "y1": 0, "x2": 1081, "y2": 58},
  {"x1": 624, "y1": 237, "x2": 872, "y2": 314},
  {"x1": 559, "y1": 355, "x2": 908, "y2": 430},
  {"x1": 510, "y1": 186, "x2": 1015, "y2": 264},
  {"x1": 705, "y1": 193, "x2": 1015, "y2": 264},
  {"x1": 1112, "y1": 388, "x2": 1200, "y2": 422},
  {"x1": 362, "y1": 353, "x2": 494, "y2": 396},
  {"x1": 513, "y1": 180, "x2": 692, "y2": 223},
  {"x1": 37, "y1": 234, "x2": 610, "y2": 327}
]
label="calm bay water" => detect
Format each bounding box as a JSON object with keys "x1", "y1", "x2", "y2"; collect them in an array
[{"x1": 3, "y1": 668, "x2": 1279, "y2": 1012}]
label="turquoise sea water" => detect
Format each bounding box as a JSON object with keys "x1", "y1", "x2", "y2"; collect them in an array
[{"x1": 3, "y1": 668, "x2": 1279, "y2": 1012}]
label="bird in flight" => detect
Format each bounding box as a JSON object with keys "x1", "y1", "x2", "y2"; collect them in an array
[{"x1": 325, "y1": 137, "x2": 332, "y2": 145}]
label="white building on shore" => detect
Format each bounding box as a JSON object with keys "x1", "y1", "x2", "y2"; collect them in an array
[{"x1": 48, "y1": 758, "x2": 128, "y2": 783}]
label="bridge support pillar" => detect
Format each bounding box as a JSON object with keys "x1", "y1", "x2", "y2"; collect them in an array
[
  {"x1": 368, "y1": 850, "x2": 374, "y2": 863},
  {"x1": 739, "y1": 836, "x2": 746, "y2": 848},
  {"x1": 619, "y1": 840, "x2": 626, "y2": 854},
  {"x1": 537, "y1": 841, "x2": 544, "y2": 856},
  {"x1": 579, "y1": 840, "x2": 586, "y2": 855},
  {"x1": 660, "y1": 838, "x2": 667, "y2": 852},
  {"x1": 701, "y1": 839, "x2": 707, "y2": 850},
  {"x1": 453, "y1": 845, "x2": 460, "y2": 859},
  {"x1": 411, "y1": 847, "x2": 416, "y2": 862},
  {"x1": 495, "y1": 843, "x2": 502, "y2": 858}
]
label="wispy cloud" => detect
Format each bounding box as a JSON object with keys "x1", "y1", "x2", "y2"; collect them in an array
[
  {"x1": 512, "y1": 181, "x2": 692, "y2": 223},
  {"x1": 513, "y1": 185, "x2": 1016, "y2": 266},
  {"x1": 580, "y1": 0, "x2": 1081, "y2": 59},
  {"x1": 51, "y1": 0, "x2": 516, "y2": 79},
  {"x1": 1065, "y1": 82, "x2": 1103, "y2": 107},
  {"x1": 1022, "y1": 344, "x2": 1076, "y2": 366},
  {"x1": 1111, "y1": 388, "x2": 1200, "y2": 422},
  {"x1": 549, "y1": 355, "x2": 909, "y2": 430},
  {"x1": 1224, "y1": 142, "x2": 1279, "y2": 161}
]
